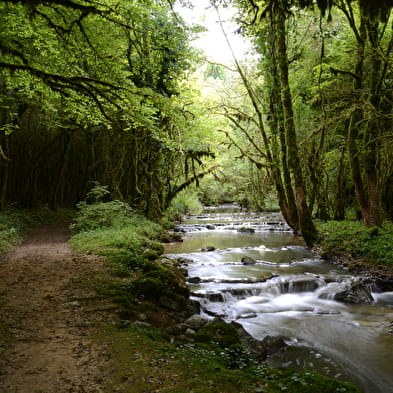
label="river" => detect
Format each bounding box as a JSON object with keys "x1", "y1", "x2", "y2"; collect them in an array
[{"x1": 164, "y1": 205, "x2": 393, "y2": 393}]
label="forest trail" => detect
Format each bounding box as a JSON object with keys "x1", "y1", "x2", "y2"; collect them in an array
[{"x1": 0, "y1": 223, "x2": 111, "y2": 393}]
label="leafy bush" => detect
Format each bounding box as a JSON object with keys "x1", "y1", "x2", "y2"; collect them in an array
[
  {"x1": 71, "y1": 200, "x2": 134, "y2": 232},
  {"x1": 164, "y1": 190, "x2": 203, "y2": 223}
]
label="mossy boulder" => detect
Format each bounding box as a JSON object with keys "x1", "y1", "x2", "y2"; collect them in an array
[
  {"x1": 132, "y1": 277, "x2": 165, "y2": 300},
  {"x1": 195, "y1": 321, "x2": 241, "y2": 348},
  {"x1": 159, "y1": 291, "x2": 188, "y2": 312}
]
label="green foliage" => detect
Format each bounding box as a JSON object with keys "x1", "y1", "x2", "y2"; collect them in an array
[
  {"x1": 195, "y1": 321, "x2": 241, "y2": 348},
  {"x1": 164, "y1": 190, "x2": 203, "y2": 222},
  {"x1": 0, "y1": 214, "x2": 24, "y2": 255},
  {"x1": 317, "y1": 220, "x2": 393, "y2": 267},
  {"x1": 71, "y1": 200, "x2": 134, "y2": 232},
  {"x1": 69, "y1": 189, "x2": 191, "y2": 313}
]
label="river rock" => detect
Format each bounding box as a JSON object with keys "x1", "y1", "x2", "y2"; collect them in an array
[
  {"x1": 231, "y1": 321, "x2": 287, "y2": 360},
  {"x1": 188, "y1": 276, "x2": 201, "y2": 284},
  {"x1": 184, "y1": 315, "x2": 209, "y2": 330},
  {"x1": 206, "y1": 292, "x2": 224, "y2": 302},
  {"x1": 333, "y1": 281, "x2": 374, "y2": 304},
  {"x1": 177, "y1": 257, "x2": 194, "y2": 265},
  {"x1": 241, "y1": 256, "x2": 257, "y2": 265},
  {"x1": 206, "y1": 224, "x2": 216, "y2": 230},
  {"x1": 237, "y1": 227, "x2": 255, "y2": 233},
  {"x1": 201, "y1": 246, "x2": 216, "y2": 252}
]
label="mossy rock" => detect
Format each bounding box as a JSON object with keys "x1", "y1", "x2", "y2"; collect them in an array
[
  {"x1": 142, "y1": 249, "x2": 162, "y2": 261},
  {"x1": 142, "y1": 240, "x2": 164, "y2": 254},
  {"x1": 144, "y1": 266, "x2": 176, "y2": 285},
  {"x1": 159, "y1": 290, "x2": 188, "y2": 312},
  {"x1": 159, "y1": 232, "x2": 183, "y2": 243},
  {"x1": 195, "y1": 321, "x2": 241, "y2": 348},
  {"x1": 143, "y1": 266, "x2": 189, "y2": 298},
  {"x1": 132, "y1": 277, "x2": 165, "y2": 300}
]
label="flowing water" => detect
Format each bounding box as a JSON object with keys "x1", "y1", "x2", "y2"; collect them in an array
[{"x1": 165, "y1": 205, "x2": 393, "y2": 393}]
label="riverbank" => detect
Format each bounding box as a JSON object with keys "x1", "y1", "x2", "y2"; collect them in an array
[
  {"x1": 0, "y1": 206, "x2": 364, "y2": 393},
  {"x1": 316, "y1": 220, "x2": 393, "y2": 284}
]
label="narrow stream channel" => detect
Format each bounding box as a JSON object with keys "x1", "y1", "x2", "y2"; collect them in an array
[{"x1": 164, "y1": 205, "x2": 393, "y2": 393}]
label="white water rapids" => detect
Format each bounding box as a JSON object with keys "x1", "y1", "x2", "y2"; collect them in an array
[{"x1": 165, "y1": 206, "x2": 393, "y2": 393}]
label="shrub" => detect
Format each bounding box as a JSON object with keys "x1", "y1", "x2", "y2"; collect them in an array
[{"x1": 71, "y1": 200, "x2": 134, "y2": 232}]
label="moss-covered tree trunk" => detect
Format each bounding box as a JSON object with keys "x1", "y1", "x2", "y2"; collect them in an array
[
  {"x1": 274, "y1": 4, "x2": 317, "y2": 245},
  {"x1": 346, "y1": 8, "x2": 383, "y2": 227}
]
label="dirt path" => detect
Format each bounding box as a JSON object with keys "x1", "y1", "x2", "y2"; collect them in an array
[{"x1": 0, "y1": 224, "x2": 112, "y2": 393}]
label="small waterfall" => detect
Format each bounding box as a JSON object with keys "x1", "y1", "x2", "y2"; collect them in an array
[{"x1": 165, "y1": 209, "x2": 393, "y2": 393}]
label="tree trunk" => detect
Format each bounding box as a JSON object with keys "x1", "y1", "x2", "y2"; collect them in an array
[{"x1": 274, "y1": 4, "x2": 317, "y2": 244}]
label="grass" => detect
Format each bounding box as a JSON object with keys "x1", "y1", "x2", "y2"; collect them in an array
[
  {"x1": 317, "y1": 220, "x2": 393, "y2": 268},
  {"x1": 101, "y1": 325, "x2": 363, "y2": 393}
]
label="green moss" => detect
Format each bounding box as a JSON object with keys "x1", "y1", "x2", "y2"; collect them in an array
[
  {"x1": 100, "y1": 325, "x2": 362, "y2": 393},
  {"x1": 132, "y1": 277, "x2": 165, "y2": 300},
  {"x1": 195, "y1": 322, "x2": 241, "y2": 348},
  {"x1": 317, "y1": 220, "x2": 393, "y2": 268}
]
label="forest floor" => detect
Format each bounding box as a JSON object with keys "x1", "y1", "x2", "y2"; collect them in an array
[{"x1": 0, "y1": 223, "x2": 113, "y2": 393}]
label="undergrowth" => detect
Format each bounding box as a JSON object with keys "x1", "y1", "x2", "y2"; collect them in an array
[
  {"x1": 317, "y1": 220, "x2": 393, "y2": 267},
  {"x1": 69, "y1": 185, "x2": 188, "y2": 318}
]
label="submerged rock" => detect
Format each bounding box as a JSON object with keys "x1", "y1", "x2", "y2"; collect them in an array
[
  {"x1": 241, "y1": 256, "x2": 257, "y2": 265},
  {"x1": 201, "y1": 246, "x2": 216, "y2": 252},
  {"x1": 237, "y1": 227, "x2": 255, "y2": 233}
]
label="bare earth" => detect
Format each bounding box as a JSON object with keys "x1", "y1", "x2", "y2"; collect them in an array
[{"x1": 0, "y1": 224, "x2": 111, "y2": 393}]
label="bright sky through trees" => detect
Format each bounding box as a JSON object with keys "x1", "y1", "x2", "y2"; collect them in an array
[{"x1": 175, "y1": 0, "x2": 251, "y2": 63}]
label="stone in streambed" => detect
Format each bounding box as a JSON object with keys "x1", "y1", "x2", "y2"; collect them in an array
[
  {"x1": 241, "y1": 256, "x2": 257, "y2": 265},
  {"x1": 333, "y1": 281, "x2": 374, "y2": 304}
]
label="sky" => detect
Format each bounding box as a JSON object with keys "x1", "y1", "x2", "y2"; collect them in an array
[{"x1": 175, "y1": 0, "x2": 251, "y2": 64}]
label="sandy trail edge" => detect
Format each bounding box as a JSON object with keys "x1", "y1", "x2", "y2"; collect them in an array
[{"x1": 0, "y1": 223, "x2": 112, "y2": 393}]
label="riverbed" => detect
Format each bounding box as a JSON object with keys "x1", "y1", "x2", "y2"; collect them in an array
[{"x1": 165, "y1": 206, "x2": 393, "y2": 393}]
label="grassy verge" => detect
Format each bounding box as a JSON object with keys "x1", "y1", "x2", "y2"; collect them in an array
[
  {"x1": 68, "y1": 196, "x2": 364, "y2": 393},
  {"x1": 317, "y1": 220, "x2": 393, "y2": 271}
]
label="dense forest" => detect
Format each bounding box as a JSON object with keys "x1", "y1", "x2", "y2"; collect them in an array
[{"x1": 1, "y1": 0, "x2": 393, "y2": 245}]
